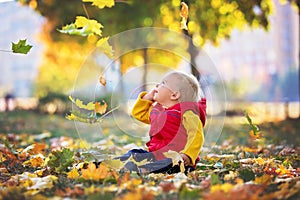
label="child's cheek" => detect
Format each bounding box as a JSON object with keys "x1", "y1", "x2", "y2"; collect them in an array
[{"x1": 153, "y1": 93, "x2": 158, "y2": 101}]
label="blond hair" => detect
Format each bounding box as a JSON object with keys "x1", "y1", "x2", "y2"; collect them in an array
[{"x1": 163, "y1": 71, "x2": 203, "y2": 102}]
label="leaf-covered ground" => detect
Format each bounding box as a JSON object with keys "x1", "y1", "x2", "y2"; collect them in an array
[{"x1": 0, "y1": 110, "x2": 299, "y2": 199}]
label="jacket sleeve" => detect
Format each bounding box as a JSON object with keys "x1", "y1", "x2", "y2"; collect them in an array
[
  {"x1": 180, "y1": 110, "x2": 204, "y2": 165},
  {"x1": 131, "y1": 92, "x2": 153, "y2": 124}
]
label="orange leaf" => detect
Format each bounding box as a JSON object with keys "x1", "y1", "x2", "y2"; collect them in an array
[
  {"x1": 23, "y1": 156, "x2": 44, "y2": 167},
  {"x1": 249, "y1": 130, "x2": 262, "y2": 139},
  {"x1": 81, "y1": 162, "x2": 110, "y2": 181},
  {"x1": 180, "y1": 2, "x2": 188, "y2": 19},
  {"x1": 94, "y1": 101, "x2": 107, "y2": 114},
  {"x1": 23, "y1": 143, "x2": 47, "y2": 155},
  {"x1": 180, "y1": 2, "x2": 188, "y2": 30},
  {"x1": 243, "y1": 147, "x2": 263, "y2": 153},
  {"x1": 99, "y1": 76, "x2": 107, "y2": 86},
  {"x1": 117, "y1": 171, "x2": 130, "y2": 186}
]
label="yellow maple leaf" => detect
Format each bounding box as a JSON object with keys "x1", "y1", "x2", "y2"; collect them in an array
[
  {"x1": 210, "y1": 183, "x2": 234, "y2": 193},
  {"x1": 67, "y1": 168, "x2": 80, "y2": 179},
  {"x1": 96, "y1": 37, "x2": 114, "y2": 58},
  {"x1": 275, "y1": 165, "x2": 291, "y2": 176},
  {"x1": 94, "y1": 101, "x2": 107, "y2": 114},
  {"x1": 69, "y1": 96, "x2": 95, "y2": 110},
  {"x1": 83, "y1": 0, "x2": 115, "y2": 9},
  {"x1": 81, "y1": 162, "x2": 110, "y2": 181},
  {"x1": 66, "y1": 113, "x2": 76, "y2": 120},
  {"x1": 255, "y1": 157, "x2": 265, "y2": 165},
  {"x1": 75, "y1": 16, "x2": 103, "y2": 36},
  {"x1": 254, "y1": 174, "x2": 273, "y2": 185}
]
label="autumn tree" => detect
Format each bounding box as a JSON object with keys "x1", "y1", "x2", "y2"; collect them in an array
[{"x1": 20, "y1": 0, "x2": 273, "y2": 95}]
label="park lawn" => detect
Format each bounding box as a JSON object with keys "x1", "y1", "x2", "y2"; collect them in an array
[{"x1": 0, "y1": 109, "x2": 299, "y2": 145}]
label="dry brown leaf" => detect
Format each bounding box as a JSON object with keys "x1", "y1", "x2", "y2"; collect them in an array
[{"x1": 99, "y1": 76, "x2": 107, "y2": 86}]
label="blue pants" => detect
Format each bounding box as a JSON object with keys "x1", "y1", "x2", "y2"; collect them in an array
[{"x1": 114, "y1": 149, "x2": 195, "y2": 174}]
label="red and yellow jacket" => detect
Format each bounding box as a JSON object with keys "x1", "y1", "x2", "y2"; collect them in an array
[{"x1": 131, "y1": 92, "x2": 206, "y2": 165}]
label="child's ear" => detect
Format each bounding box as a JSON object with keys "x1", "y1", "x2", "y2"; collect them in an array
[{"x1": 171, "y1": 91, "x2": 180, "y2": 100}]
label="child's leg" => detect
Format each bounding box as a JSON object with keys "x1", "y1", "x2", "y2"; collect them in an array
[
  {"x1": 114, "y1": 149, "x2": 153, "y2": 162},
  {"x1": 140, "y1": 158, "x2": 196, "y2": 174},
  {"x1": 139, "y1": 158, "x2": 173, "y2": 173}
]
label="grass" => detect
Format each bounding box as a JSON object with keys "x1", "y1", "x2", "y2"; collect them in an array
[
  {"x1": 0, "y1": 109, "x2": 299, "y2": 146},
  {"x1": 0, "y1": 110, "x2": 77, "y2": 138}
]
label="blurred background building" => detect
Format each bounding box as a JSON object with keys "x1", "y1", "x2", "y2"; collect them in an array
[
  {"x1": 203, "y1": 0, "x2": 299, "y2": 102},
  {"x1": 0, "y1": 1, "x2": 44, "y2": 97}
]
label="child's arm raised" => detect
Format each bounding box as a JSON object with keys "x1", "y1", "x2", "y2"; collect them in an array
[{"x1": 131, "y1": 90, "x2": 155, "y2": 124}]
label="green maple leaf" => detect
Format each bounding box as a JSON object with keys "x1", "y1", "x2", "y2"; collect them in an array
[
  {"x1": 238, "y1": 168, "x2": 255, "y2": 182},
  {"x1": 48, "y1": 148, "x2": 74, "y2": 172},
  {"x1": 244, "y1": 111, "x2": 260, "y2": 135},
  {"x1": 12, "y1": 39, "x2": 32, "y2": 54}
]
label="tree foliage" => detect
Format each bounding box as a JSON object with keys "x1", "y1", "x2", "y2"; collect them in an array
[{"x1": 19, "y1": 0, "x2": 274, "y2": 96}]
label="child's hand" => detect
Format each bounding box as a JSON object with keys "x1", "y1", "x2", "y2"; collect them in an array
[
  {"x1": 180, "y1": 153, "x2": 192, "y2": 166},
  {"x1": 142, "y1": 89, "x2": 156, "y2": 101}
]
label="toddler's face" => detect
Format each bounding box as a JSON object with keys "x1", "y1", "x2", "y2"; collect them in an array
[{"x1": 153, "y1": 74, "x2": 179, "y2": 106}]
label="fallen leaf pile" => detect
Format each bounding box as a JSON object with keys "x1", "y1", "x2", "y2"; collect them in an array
[{"x1": 0, "y1": 130, "x2": 299, "y2": 200}]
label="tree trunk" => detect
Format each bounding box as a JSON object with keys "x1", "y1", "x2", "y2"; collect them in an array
[
  {"x1": 297, "y1": 1, "x2": 300, "y2": 119},
  {"x1": 294, "y1": 0, "x2": 300, "y2": 119},
  {"x1": 183, "y1": 29, "x2": 200, "y2": 81},
  {"x1": 181, "y1": 0, "x2": 200, "y2": 80},
  {"x1": 142, "y1": 48, "x2": 148, "y2": 91}
]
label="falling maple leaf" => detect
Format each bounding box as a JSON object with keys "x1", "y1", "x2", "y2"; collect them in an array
[
  {"x1": 94, "y1": 101, "x2": 107, "y2": 114},
  {"x1": 97, "y1": 37, "x2": 114, "y2": 58},
  {"x1": 69, "y1": 96, "x2": 95, "y2": 110},
  {"x1": 244, "y1": 111, "x2": 261, "y2": 139},
  {"x1": 249, "y1": 130, "x2": 263, "y2": 139},
  {"x1": 83, "y1": 0, "x2": 115, "y2": 9},
  {"x1": 12, "y1": 39, "x2": 32, "y2": 54},
  {"x1": 99, "y1": 75, "x2": 107, "y2": 86},
  {"x1": 59, "y1": 16, "x2": 103, "y2": 37},
  {"x1": 180, "y1": 2, "x2": 189, "y2": 30}
]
